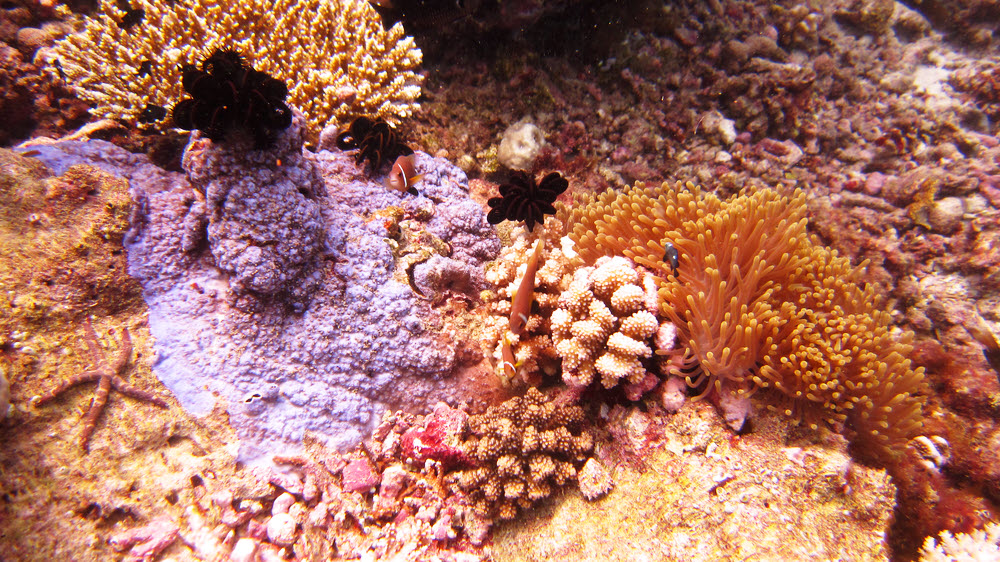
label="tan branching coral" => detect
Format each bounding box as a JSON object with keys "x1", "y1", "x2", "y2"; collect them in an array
[
  {"x1": 48, "y1": 0, "x2": 422, "y2": 140},
  {"x1": 484, "y1": 216, "x2": 574, "y2": 384},
  {"x1": 452, "y1": 388, "x2": 593, "y2": 520},
  {"x1": 562, "y1": 181, "x2": 928, "y2": 451},
  {"x1": 551, "y1": 256, "x2": 661, "y2": 388}
]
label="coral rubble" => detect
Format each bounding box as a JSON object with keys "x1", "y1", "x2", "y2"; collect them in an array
[{"x1": 492, "y1": 400, "x2": 897, "y2": 561}]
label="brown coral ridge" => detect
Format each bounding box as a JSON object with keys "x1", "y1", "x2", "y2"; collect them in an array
[
  {"x1": 563, "y1": 181, "x2": 928, "y2": 457},
  {"x1": 32, "y1": 318, "x2": 168, "y2": 452},
  {"x1": 451, "y1": 387, "x2": 594, "y2": 521}
]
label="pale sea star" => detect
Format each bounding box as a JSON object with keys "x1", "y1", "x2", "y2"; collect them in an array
[{"x1": 33, "y1": 318, "x2": 168, "y2": 452}]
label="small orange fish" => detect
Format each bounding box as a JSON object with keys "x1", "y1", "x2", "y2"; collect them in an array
[
  {"x1": 509, "y1": 238, "x2": 544, "y2": 335},
  {"x1": 386, "y1": 154, "x2": 423, "y2": 195},
  {"x1": 500, "y1": 331, "x2": 520, "y2": 384}
]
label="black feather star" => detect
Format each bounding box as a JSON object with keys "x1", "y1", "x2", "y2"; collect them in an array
[
  {"x1": 335, "y1": 116, "x2": 412, "y2": 173},
  {"x1": 171, "y1": 48, "x2": 292, "y2": 148},
  {"x1": 487, "y1": 171, "x2": 569, "y2": 232}
]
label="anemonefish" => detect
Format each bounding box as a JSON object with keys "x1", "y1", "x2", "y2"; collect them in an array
[
  {"x1": 499, "y1": 331, "x2": 522, "y2": 385},
  {"x1": 509, "y1": 237, "x2": 544, "y2": 335},
  {"x1": 386, "y1": 154, "x2": 423, "y2": 195}
]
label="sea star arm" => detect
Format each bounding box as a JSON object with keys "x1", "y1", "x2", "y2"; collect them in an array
[
  {"x1": 109, "y1": 376, "x2": 169, "y2": 408},
  {"x1": 32, "y1": 370, "x2": 105, "y2": 406},
  {"x1": 34, "y1": 319, "x2": 170, "y2": 452}
]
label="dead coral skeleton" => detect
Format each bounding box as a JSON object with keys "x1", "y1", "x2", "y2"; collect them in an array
[
  {"x1": 107, "y1": 517, "x2": 179, "y2": 562},
  {"x1": 32, "y1": 318, "x2": 168, "y2": 451}
]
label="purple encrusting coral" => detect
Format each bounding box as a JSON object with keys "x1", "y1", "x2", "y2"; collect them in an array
[
  {"x1": 179, "y1": 116, "x2": 326, "y2": 304},
  {"x1": 21, "y1": 113, "x2": 500, "y2": 462}
]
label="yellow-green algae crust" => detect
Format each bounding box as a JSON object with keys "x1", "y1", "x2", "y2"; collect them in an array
[{"x1": 492, "y1": 400, "x2": 896, "y2": 562}]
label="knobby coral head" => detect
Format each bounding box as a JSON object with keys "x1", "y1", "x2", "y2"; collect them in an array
[{"x1": 487, "y1": 171, "x2": 569, "y2": 232}]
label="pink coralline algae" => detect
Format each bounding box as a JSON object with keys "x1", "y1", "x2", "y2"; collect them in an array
[
  {"x1": 107, "y1": 518, "x2": 179, "y2": 562},
  {"x1": 23, "y1": 112, "x2": 500, "y2": 462},
  {"x1": 400, "y1": 401, "x2": 470, "y2": 469},
  {"x1": 179, "y1": 118, "x2": 327, "y2": 305}
]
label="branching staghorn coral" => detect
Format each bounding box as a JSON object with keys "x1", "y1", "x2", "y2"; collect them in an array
[
  {"x1": 562, "y1": 181, "x2": 928, "y2": 452},
  {"x1": 48, "y1": 0, "x2": 422, "y2": 141}
]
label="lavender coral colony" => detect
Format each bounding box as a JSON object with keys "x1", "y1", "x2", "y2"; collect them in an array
[{"x1": 6, "y1": 0, "x2": 1000, "y2": 560}]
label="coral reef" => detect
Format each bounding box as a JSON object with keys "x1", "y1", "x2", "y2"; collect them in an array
[
  {"x1": 551, "y1": 255, "x2": 662, "y2": 389},
  {"x1": 7, "y1": 0, "x2": 1000, "y2": 558},
  {"x1": 21, "y1": 115, "x2": 499, "y2": 462},
  {"x1": 46, "y1": 0, "x2": 423, "y2": 140},
  {"x1": 564, "y1": 182, "x2": 928, "y2": 453},
  {"x1": 452, "y1": 387, "x2": 594, "y2": 521},
  {"x1": 0, "y1": 2, "x2": 88, "y2": 146}
]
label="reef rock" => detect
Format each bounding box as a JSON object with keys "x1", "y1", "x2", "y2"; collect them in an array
[
  {"x1": 493, "y1": 400, "x2": 897, "y2": 561},
  {"x1": 19, "y1": 113, "x2": 500, "y2": 462},
  {"x1": 181, "y1": 119, "x2": 327, "y2": 303}
]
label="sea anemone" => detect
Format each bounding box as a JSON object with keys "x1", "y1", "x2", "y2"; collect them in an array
[{"x1": 562, "y1": 181, "x2": 928, "y2": 453}]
